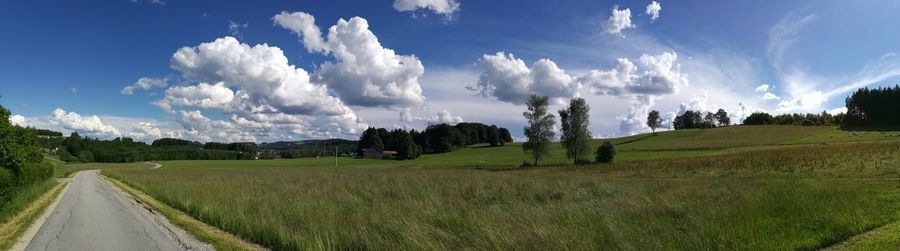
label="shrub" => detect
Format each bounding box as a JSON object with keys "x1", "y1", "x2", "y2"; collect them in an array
[{"x1": 595, "y1": 141, "x2": 616, "y2": 163}]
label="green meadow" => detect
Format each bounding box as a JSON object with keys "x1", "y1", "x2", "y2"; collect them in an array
[{"x1": 89, "y1": 125, "x2": 900, "y2": 250}]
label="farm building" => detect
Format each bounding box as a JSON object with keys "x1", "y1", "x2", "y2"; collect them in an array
[{"x1": 361, "y1": 148, "x2": 382, "y2": 159}]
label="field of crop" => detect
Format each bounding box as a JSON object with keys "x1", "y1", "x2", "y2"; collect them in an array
[{"x1": 92, "y1": 126, "x2": 900, "y2": 250}]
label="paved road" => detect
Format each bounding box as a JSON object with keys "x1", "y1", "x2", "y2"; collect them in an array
[{"x1": 24, "y1": 170, "x2": 197, "y2": 251}]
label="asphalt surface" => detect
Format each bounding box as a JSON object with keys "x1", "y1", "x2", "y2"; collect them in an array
[{"x1": 24, "y1": 170, "x2": 187, "y2": 251}]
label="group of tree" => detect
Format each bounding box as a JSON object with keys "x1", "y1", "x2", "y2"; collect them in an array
[
  {"x1": 843, "y1": 85, "x2": 900, "y2": 127},
  {"x1": 263, "y1": 139, "x2": 357, "y2": 159},
  {"x1": 57, "y1": 135, "x2": 257, "y2": 163},
  {"x1": 671, "y1": 109, "x2": 730, "y2": 130},
  {"x1": 743, "y1": 111, "x2": 843, "y2": 126},
  {"x1": 357, "y1": 127, "x2": 422, "y2": 160},
  {"x1": 1, "y1": 105, "x2": 53, "y2": 206},
  {"x1": 356, "y1": 122, "x2": 513, "y2": 160},
  {"x1": 522, "y1": 95, "x2": 615, "y2": 166}
]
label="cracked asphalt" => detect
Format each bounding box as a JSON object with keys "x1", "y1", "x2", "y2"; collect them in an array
[{"x1": 25, "y1": 170, "x2": 185, "y2": 251}]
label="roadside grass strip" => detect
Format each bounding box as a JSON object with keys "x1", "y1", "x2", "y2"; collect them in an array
[
  {"x1": 0, "y1": 183, "x2": 65, "y2": 250},
  {"x1": 101, "y1": 172, "x2": 268, "y2": 251}
]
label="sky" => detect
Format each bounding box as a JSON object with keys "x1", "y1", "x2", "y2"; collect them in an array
[{"x1": 3, "y1": 0, "x2": 900, "y2": 143}]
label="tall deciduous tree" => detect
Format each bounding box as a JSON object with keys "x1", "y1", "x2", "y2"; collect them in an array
[
  {"x1": 559, "y1": 97, "x2": 592, "y2": 164},
  {"x1": 523, "y1": 95, "x2": 556, "y2": 166},
  {"x1": 646, "y1": 110, "x2": 662, "y2": 135},
  {"x1": 715, "y1": 109, "x2": 730, "y2": 126}
]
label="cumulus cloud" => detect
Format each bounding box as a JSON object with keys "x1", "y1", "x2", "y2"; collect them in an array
[
  {"x1": 128, "y1": 122, "x2": 163, "y2": 142},
  {"x1": 580, "y1": 52, "x2": 688, "y2": 96},
  {"x1": 604, "y1": 6, "x2": 634, "y2": 36},
  {"x1": 468, "y1": 52, "x2": 579, "y2": 104},
  {"x1": 646, "y1": 1, "x2": 661, "y2": 21},
  {"x1": 274, "y1": 12, "x2": 426, "y2": 107},
  {"x1": 121, "y1": 77, "x2": 168, "y2": 95},
  {"x1": 9, "y1": 114, "x2": 28, "y2": 127},
  {"x1": 273, "y1": 12, "x2": 328, "y2": 53},
  {"x1": 754, "y1": 84, "x2": 770, "y2": 92},
  {"x1": 153, "y1": 82, "x2": 234, "y2": 111},
  {"x1": 392, "y1": 0, "x2": 460, "y2": 17},
  {"x1": 618, "y1": 95, "x2": 658, "y2": 135},
  {"x1": 50, "y1": 108, "x2": 121, "y2": 138},
  {"x1": 163, "y1": 36, "x2": 367, "y2": 141},
  {"x1": 762, "y1": 92, "x2": 780, "y2": 100},
  {"x1": 400, "y1": 108, "x2": 464, "y2": 125},
  {"x1": 777, "y1": 90, "x2": 825, "y2": 112}
]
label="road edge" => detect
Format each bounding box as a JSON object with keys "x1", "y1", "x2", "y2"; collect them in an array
[
  {"x1": 7, "y1": 182, "x2": 68, "y2": 251},
  {"x1": 100, "y1": 172, "x2": 268, "y2": 251}
]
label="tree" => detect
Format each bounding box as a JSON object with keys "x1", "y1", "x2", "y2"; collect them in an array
[
  {"x1": 522, "y1": 95, "x2": 556, "y2": 166},
  {"x1": 356, "y1": 127, "x2": 384, "y2": 155},
  {"x1": 646, "y1": 110, "x2": 662, "y2": 135},
  {"x1": 559, "y1": 97, "x2": 592, "y2": 164},
  {"x1": 595, "y1": 141, "x2": 616, "y2": 163},
  {"x1": 714, "y1": 109, "x2": 730, "y2": 126},
  {"x1": 486, "y1": 125, "x2": 501, "y2": 147},
  {"x1": 703, "y1": 112, "x2": 717, "y2": 128},
  {"x1": 743, "y1": 112, "x2": 774, "y2": 125},
  {"x1": 499, "y1": 128, "x2": 513, "y2": 143}
]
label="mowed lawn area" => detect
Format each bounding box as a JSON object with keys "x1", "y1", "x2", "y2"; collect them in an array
[{"x1": 93, "y1": 126, "x2": 900, "y2": 250}]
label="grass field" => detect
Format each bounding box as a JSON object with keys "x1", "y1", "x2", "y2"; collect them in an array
[{"x1": 91, "y1": 125, "x2": 900, "y2": 250}]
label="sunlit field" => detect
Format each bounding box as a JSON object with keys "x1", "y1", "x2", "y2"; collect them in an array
[{"x1": 95, "y1": 126, "x2": 900, "y2": 250}]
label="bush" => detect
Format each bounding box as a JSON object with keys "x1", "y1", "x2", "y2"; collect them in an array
[
  {"x1": 77, "y1": 150, "x2": 95, "y2": 163},
  {"x1": 595, "y1": 141, "x2": 616, "y2": 163},
  {"x1": 58, "y1": 149, "x2": 77, "y2": 162},
  {"x1": 801, "y1": 120, "x2": 815, "y2": 126}
]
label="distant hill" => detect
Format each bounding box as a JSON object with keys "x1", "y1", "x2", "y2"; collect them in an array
[{"x1": 260, "y1": 139, "x2": 357, "y2": 150}]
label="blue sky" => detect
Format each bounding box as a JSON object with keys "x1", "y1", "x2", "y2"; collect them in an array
[{"x1": 3, "y1": 0, "x2": 900, "y2": 142}]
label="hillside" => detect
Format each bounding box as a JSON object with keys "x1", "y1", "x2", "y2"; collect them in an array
[{"x1": 410, "y1": 125, "x2": 900, "y2": 168}]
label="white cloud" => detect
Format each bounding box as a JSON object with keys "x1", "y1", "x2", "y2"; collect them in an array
[
  {"x1": 50, "y1": 108, "x2": 121, "y2": 138},
  {"x1": 154, "y1": 82, "x2": 234, "y2": 111},
  {"x1": 400, "y1": 108, "x2": 464, "y2": 125},
  {"x1": 618, "y1": 95, "x2": 657, "y2": 136},
  {"x1": 128, "y1": 122, "x2": 163, "y2": 142},
  {"x1": 762, "y1": 92, "x2": 780, "y2": 100},
  {"x1": 604, "y1": 6, "x2": 634, "y2": 36},
  {"x1": 273, "y1": 12, "x2": 328, "y2": 53},
  {"x1": 827, "y1": 107, "x2": 847, "y2": 115},
  {"x1": 580, "y1": 52, "x2": 688, "y2": 96},
  {"x1": 754, "y1": 84, "x2": 770, "y2": 92},
  {"x1": 468, "y1": 52, "x2": 579, "y2": 104},
  {"x1": 9, "y1": 114, "x2": 27, "y2": 127},
  {"x1": 121, "y1": 77, "x2": 168, "y2": 95},
  {"x1": 166, "y1": 36, "x2": 367, "y2": 140},
  {"x1": 392, "y1": 0, "x2": 460, "y2": 17},
  {"x1": 227, "y1": 21, "x2": 248, "y2": 40},
  {"x1": 777, "y1": 90, "x2": 825, "y2": 112},
  {"x1": 274, "y1": 12, "x2": 426, "y2": 107},
  {"x1": 646, "y1": 1, "x2": 661, "y2": 21}
]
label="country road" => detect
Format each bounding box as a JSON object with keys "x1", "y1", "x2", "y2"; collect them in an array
[{"x1": 22, "y1": 170, "x2": 210, "y2": 251}]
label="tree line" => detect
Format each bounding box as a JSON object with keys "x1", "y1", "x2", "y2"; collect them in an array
[
  {"x1": 742, "y1": 111, "x2": 843, "y2": 126},
  {"x1": 58, "y1": 134, "x2": 257, "y2": 163},
  {"x1": 356, "y1": 122, "x2": 513, "y2": 160},
  {"x1": 0, "y1": 105, "x2": 53, "y2": 207},
  {"x1": 843, "y1": 85, "x2": 900, "y2": 127}
]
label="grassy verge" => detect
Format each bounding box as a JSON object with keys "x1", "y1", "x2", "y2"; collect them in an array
[
  {"x1": 103, "y1": 140, "x2": 900, "y2": 250},
  {"x1": 100, "y1": 172, "x2": 267, "y2": 251},
  {"x1": 0, "y1": 182, "x2": 65, "y2": 250}
]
